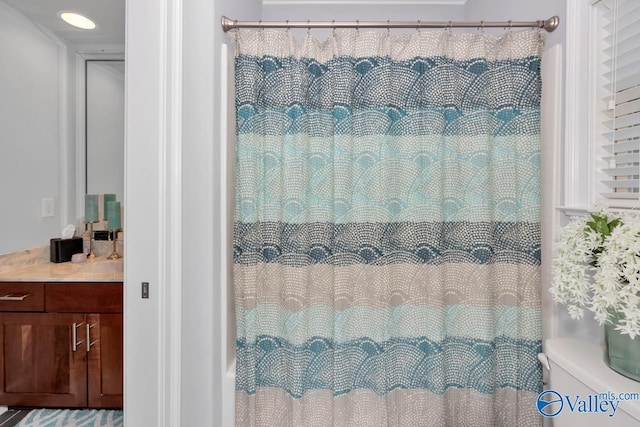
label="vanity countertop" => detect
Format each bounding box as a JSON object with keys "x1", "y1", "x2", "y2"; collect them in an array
[{"x1": 0, "y1": 256, "x2": 123, "y2": 282}]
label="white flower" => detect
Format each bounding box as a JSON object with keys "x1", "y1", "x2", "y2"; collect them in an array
[{"x1": 552, "y1": 210, "x2": 640, "y2": 339}]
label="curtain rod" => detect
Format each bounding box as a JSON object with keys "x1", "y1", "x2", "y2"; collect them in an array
[{"x1": 221, "y1": 15, "x2": 559, "y2": 33}]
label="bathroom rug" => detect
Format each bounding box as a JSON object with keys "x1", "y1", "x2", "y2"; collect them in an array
[{"x1": 15, "y1": 409, "x2": 123, "y2": 427}]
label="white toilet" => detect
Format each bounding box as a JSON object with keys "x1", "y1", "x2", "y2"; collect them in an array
[{"x1": 541, "y1": 338, "x2": 640, "y2": 426}]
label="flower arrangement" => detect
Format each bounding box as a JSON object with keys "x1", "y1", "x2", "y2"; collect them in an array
[{"x1": 552, "y1": 209, "x2": 640, "y2": 339}]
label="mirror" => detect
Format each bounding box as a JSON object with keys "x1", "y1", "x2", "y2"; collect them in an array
[
  {"x1": 0, "y1": 0, "x2": 124, "y2": 255},
  {"x1": 86, "y1": 60, "x2": 125, "y2": 202}
]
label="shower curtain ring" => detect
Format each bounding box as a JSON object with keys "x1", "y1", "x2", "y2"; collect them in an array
[
  {"x1": 417, "y1": 20, "x2": 421, "y2": 33},
  {"x1": 332, "y1": 19, "x2": 336, "y2": 35},
  {"x1": 307, "y1": 20, "x2": 311, "y2": 35},
  {"x1": 286, "y1": 20, "x2": 290, "y2": 30},
  {"x1": 536, "y1": 22, "x2": 543, "y2": 43},
  {"x1": 356, "y1": 20, "x2": 360, "y2": 32},
  {"x1": 387, "y1": 19, "x2": 391, "y2": 33},
  {"x1": 479, "y1": 21, "x2": 484, "y2": 33},
  {"x1": 446, "y1": 20, "x2": 452, "y2": 33}
]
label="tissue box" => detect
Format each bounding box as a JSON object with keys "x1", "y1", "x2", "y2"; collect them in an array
[{"x1": 50, "y1": 237, "x2": 84, "y2": 263}]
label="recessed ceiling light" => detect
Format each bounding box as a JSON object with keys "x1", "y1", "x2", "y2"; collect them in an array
[{"x1": 59, "y1": 12, "x2": 96, "y2": 30}]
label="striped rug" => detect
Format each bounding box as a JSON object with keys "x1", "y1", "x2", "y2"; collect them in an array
[{"x1": 15, "y1": 409, "x2": 123, "y2": 427}]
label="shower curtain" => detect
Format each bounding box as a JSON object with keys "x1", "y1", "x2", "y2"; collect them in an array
[{"x1": 232, "y1": 28, "x2": 544, "y2": 427}]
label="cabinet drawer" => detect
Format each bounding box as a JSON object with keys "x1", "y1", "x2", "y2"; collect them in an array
[
  {"x1": 0, "y1": 282, "x2": 45, "y2": 312},
  {"x1": 45, "y1": 283, "x2": 123, "y2": 313}
]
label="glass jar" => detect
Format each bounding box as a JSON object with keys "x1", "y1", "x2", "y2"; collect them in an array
[{"x1": 604, "y1": 310, "x2": 640, "y2": 382}]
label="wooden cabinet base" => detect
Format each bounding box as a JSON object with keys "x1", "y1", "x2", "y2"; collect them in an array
[
  {"x1": 0, "y1": 282, "x2": 123, "y2": 409},
  {"x1": 88, "y1": 314, "x2": 123, "y2": 408},
  {"x1": 0, "y1": 313, "x2": 87, "y2": 407}
]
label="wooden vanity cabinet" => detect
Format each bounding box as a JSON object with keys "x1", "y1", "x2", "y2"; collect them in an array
[
  {"x1": 0, "y1": 311, "x2": 87, "y2": 407},
  {"x1": 0, "y1": 282, "x2": 123, "y2": 409}
]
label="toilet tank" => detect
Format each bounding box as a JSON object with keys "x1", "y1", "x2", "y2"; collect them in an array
[{"x1": 542, "y1": 338, "x2": 640, "y2": 426}]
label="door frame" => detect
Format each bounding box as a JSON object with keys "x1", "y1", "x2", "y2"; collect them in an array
[{"x1": 124, "y1": 0, "x2": 183, "y2": 425}]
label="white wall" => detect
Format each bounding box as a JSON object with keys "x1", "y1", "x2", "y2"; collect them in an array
[
  {"x1": 0, "y1": 3, "x2": 74, "y2": 255},
  {"x1": 124, "y1": 0, "x2": 261, "y2": 424},
  {"x1": 181, "y1": 0, "x2": 259, "y2": 426},
  {"x1": 124, "y1": 1, "x2": 167, "y2": 425},
  {"x1": 261, "y1": 3, "x2": 465, "y2": 25}
]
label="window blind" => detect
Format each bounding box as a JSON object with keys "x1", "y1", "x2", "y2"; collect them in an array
[{"x1": 600, "y1": 0, "x2": 640, "y2": 203}]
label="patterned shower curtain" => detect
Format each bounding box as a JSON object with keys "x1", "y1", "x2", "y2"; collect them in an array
[{"x1": 232, "y1": 28, "x2": 544, "y2": 426}]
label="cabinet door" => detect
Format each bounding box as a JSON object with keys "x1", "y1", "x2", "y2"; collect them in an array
[
  {"x1": 87, "y1": 314, "x2": 123, "y2": 408},
  {"x1": 0, "y1": 313, "x2": 87, "y2": 407}
]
